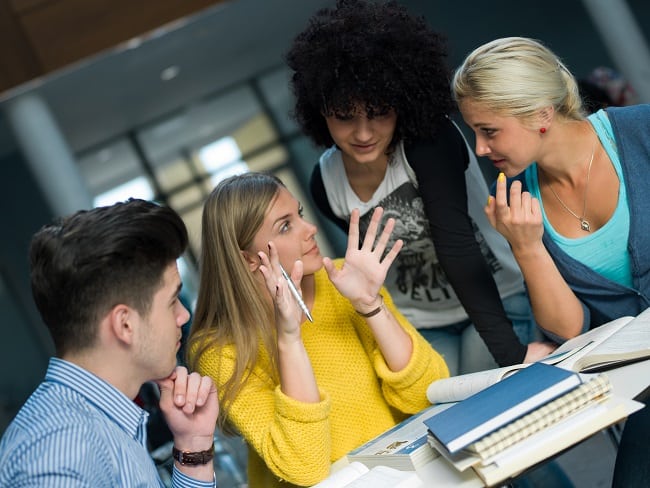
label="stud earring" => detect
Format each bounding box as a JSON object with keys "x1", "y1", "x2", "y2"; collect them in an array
[{"x1": 540, "y1": 127, "x2": 547, "y2": 134}]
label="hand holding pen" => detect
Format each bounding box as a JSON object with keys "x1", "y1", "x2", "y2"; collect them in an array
[
  {"x1": 279, "y1": 264, "x2": 313, "y2": 322},
  {"x1": 257, "y1": 242, "x2": 313, "y2": 333}
]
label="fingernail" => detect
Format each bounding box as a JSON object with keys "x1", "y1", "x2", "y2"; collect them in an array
[
  {"x1": 498, "y1": 172, "x2": 506, "y2": 182},
  {"x1": 175, "y1": 395, "x2": 184, "y2": 404},
  {"x1": 486, "y1": 195, "x2": 492, "y2": 206}
]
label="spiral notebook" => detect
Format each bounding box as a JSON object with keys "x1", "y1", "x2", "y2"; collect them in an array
[{"x1": 466, "y1": 373, "x2": 611, "y2": 460}]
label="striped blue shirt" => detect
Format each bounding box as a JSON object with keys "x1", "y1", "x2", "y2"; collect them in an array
[{"x1": 0, "y1": 358, "x2": 215, "y2": 487}]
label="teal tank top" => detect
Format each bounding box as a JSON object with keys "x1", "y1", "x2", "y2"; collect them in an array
[{"x1": 525, "y1": 110, "x2": 632, "y2": 287}]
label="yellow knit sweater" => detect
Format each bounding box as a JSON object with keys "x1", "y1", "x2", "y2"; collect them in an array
[{"x1": 195, "y1": 265, "x2": 449, "y2": 487}]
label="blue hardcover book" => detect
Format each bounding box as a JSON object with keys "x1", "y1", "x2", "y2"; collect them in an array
[{"x1": 423, "y1": 362, "x2": 582, "y2": 453}]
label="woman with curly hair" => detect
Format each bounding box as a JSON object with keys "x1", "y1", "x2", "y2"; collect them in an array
[{"x1": 286, "y1": 0, "x2": 554, "y2": 375}]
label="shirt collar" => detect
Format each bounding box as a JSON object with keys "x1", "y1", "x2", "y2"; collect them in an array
[{"x1": 45, "y1": 357, "x2": 149, "y2": 444}]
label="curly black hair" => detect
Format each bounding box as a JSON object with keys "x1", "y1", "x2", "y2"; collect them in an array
[{"x1": 286, "y1": 0, "x2": 456, "y2": 148}]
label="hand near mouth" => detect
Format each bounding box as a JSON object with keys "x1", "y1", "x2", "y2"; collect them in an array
[{"x1": 485, "y1": 172, "x2": 544, "y2": 256}]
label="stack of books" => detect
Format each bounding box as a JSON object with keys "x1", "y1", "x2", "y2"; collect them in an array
[{"x1": 423, "y1": 362, "x2": 643, "y2": 486}]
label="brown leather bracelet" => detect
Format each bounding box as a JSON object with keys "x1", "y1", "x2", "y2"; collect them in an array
[
  {"x1": 355, "y1": 295, "x2": 384, "y2": 318},
  {"x1": 172, "y1": 446, "x2": 215, "y2": 465}
]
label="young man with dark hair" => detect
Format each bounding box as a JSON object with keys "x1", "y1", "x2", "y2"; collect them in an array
[{"x1": 0, "y1": 198, "x2": 219, "y2": 487}]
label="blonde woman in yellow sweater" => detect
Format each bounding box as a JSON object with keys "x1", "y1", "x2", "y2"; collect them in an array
[{"x1": 188, "y1": 172, "x2": 448, "y2": 487}]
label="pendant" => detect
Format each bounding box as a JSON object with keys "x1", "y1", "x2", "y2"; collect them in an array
[{"x1": 581, "y1": 219, "x2": 591, "y2": 232}]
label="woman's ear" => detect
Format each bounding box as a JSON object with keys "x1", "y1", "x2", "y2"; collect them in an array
[{"x1": 241, "y1": 249, "x2": 261, "y2": 272}]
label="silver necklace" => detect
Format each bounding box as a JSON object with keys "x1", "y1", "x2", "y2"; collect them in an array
[{"x1": 545, "y1": 139, "x2": 597, "y2": 232}]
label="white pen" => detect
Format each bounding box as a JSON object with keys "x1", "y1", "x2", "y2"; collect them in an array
[{"x1": 279, "y1": 264, "x2": 314, "y2": 323}]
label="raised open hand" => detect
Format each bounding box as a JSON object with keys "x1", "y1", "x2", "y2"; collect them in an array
[{"x1": 324, "y1": 207, "x2": 403, "y2": 312}]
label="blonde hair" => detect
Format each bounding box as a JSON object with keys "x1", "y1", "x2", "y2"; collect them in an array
[
  {"x1": 188, "y1": 172, "x2": 284, "y2": 432},
  {"x1": 452, "y1": 37, "x2": 585, "y2": 123}
]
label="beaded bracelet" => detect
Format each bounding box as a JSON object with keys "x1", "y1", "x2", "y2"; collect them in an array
[{"x1": 355, "y1": 295, "x2": 384, "y2": 318}]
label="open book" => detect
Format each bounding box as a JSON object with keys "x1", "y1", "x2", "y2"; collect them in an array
[
  {"x1": 313, "y1": 462, "x2": 423, "y2": 488},
  {"x1": 427, "y1": 309, "x2": 650, "y2": 404}
]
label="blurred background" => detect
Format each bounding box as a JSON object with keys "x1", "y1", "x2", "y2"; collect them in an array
[{"x1": 0, "y1": 0, "x2": 648, "y2": 485}]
